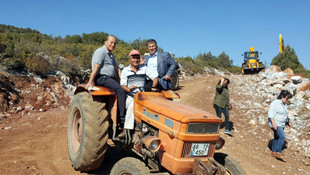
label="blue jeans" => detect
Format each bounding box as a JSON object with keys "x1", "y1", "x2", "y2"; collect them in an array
[
  {"x1": 214, "y1": 104, "x2": 230, "y2": 131},
  {"x1": 272, "y1": 127, "x2": 286, "y2": 153}
]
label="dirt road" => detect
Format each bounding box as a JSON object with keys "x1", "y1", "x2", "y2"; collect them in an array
[{"x1": 0, "y1": 75, "x2": 309, "y2": 175}]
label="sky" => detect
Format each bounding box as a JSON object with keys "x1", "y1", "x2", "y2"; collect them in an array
[{"x1": 1, "y1": 0, "x2": 309, "y2": 69}]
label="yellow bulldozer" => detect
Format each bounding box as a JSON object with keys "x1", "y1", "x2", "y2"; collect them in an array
[{"x1": 241, "y1": 47, "x2": 265, "y2": 74}]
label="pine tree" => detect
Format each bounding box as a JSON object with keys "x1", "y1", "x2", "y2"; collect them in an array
[{"x1": 271, "y1": 45, "x2": 305, "y2": 73}]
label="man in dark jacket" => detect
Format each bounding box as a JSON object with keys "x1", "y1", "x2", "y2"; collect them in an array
[{"x1": 143, "y1": 39, "x2": 177, "y2": 91}]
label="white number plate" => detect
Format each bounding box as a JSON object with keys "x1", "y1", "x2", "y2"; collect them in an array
[{"x1": 190, "y1": 143, "x2": 210, "y2": 156}]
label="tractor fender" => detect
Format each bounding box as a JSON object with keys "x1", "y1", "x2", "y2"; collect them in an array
[{"x1": 74, "y1": 84, "x2": 116, "y2": 96}]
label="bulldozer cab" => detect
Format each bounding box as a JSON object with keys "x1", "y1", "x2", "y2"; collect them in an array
[
  {"x1": 244, "y1": 47, "x2": 259, "y2": 61},
  {"x1": 244, "y1": 51, "x2": 259, "y2": 61}
]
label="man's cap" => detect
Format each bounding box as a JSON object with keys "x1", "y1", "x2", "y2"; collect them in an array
[{"x1": 129, "y1": 49, "x2": 140, "y2": 56}]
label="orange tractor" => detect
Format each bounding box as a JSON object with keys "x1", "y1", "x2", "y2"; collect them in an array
[{"x1": 67, "y1": 85, "x2": 245, "y2": 174}]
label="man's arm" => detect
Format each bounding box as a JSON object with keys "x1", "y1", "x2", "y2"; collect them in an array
[
  {"x1": 216, "y1": 84, "x2": 224, "y2": 94},
  {"x1": 114, "y1": 64, "x2": 121, "y2": 83},
  {"x1": 268, "y1": 101, "x2": 278, "y2": 130},
  {"x1": 164, "y1": 53, "x2": 177, "y2": 80},
  {"x1": 269, "y1": 118, "x2": 277, "y2": 130},
  {"x1": 121, "y1": 85, "x2": 137, "y2": 93},
  {"x1": 151, "y1": 77, "x2": 159, "y2": 91},
  {"x1": 86, "y1": 63, "x2": 100, "y2": 89}
]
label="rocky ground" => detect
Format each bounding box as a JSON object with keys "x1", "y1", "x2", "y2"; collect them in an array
[{"x1": 0, "y1": 66, "x2": 310, "y2": 175}]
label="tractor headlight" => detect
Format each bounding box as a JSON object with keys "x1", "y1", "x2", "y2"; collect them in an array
[
  {"x1": 215, "y1": 137, "x2": 225, "y2": 150},
  {"x1": 149, "y1": 140, "x2": 161, "y2": 151},
  {"x1": 143, "y1": 136, "x2": 161, "y2": 152}
]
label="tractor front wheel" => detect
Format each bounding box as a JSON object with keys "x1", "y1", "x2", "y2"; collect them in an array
[
  {"x1": 214, "y1": 153, "x2": 246, "y2": 175},
  {"x1": 110, "y1": 157, "x2": 150, "y2": 175}
]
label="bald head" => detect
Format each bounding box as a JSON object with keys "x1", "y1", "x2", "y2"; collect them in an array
[{"x1": 105, "y1": 35, "x2": 117, "y2": 52}]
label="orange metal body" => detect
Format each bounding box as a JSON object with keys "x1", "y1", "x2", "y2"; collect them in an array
[{"x1": 134, "y1": 92, "x2": 222, "y2": 174}]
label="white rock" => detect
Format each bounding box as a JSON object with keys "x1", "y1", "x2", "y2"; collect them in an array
[
  {"x1": 249, "y1": 119, "x2": 257, "y2": 125},
  {"x1": 4, "y1": 126, "x2": 11, "y2": 130},
  {"x1": 306, "y1": 103, "x2": 310, "y2": 110},
  {"x1": 213, "y1": 68, "x2": 225, "y2": 76},
  {"x1": 290, "y1": 76, "x2": 302, "y2": 84},
  {"x1": 204, "y1": 67, "x2": 212, "y2": 73},
  {"x1": 25, "y1": 105, "x2": 34, "y2": 111},
  {"x1": 33, "y1": 76, "x2": 43, "y2": 84}
]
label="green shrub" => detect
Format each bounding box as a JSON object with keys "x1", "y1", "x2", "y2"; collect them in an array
[
  {"x1": 300, "y1": 69, "x2": 310, "y2": 79},
  {"x1": 25, "y1": 55, "x2": 51, "y2": 75},
  {"x1": 47, "y1": 55, "x2": 81, "y2": 75},
  {"x1": 177, "y1": 59, "x2": 204, "y2": 75},
  {"x1": 77, "y1": 44, "x2": 98, "y2": 69},
  {"x1": 2, "y1": 57, "x2": 26, "y2": 71},
  {"x1": 226, "y1": 66, "x2": 241, "y2": 74},
  {"x1": 59, "y1": 56, "x2": 81, "y2": 75},
  {"x1": 272, "y1": 45, "x2": 306, "y2": 73}
]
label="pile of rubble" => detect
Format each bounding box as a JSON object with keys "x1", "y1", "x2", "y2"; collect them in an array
[
  {"x1": 0, "y1": 71, "x2": 76, "y2": 119},
  {"x1": 230, "y1": 65, "x2": 310, "y2": 158}
]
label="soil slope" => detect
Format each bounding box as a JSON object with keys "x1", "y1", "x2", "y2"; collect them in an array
[{"x1": 0, "y1": 75, "x2": 309, "y2": 175}]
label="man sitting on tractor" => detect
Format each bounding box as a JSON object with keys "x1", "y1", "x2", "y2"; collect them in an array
[
  {"x1": 143, "y1": 39, "x2": 177, "y2": 91},
  {"x1": 85, "y1": 35, "x2": 126, "y2": 123},
  {"x1": 120, "y1": 50, "x2": 158, "y2": 135}
]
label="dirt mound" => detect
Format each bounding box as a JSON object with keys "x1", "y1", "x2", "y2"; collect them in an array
[
  {"x1": 0, "y1": 72, "x2": 71, "y2": 117},
  {"x1": 0, "y1": 73, "x2": 19, "y2": 112}
]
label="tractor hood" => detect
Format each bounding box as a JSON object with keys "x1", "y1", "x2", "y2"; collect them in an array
[{"x1": 134, "y1": 92, "x2": 221, "y2": 124}]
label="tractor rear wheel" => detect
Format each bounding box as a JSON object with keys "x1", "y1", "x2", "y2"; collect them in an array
[
  {"x1": 110, "y1": 157, "x2": 150, "y2": 175},
  {"x1": 171, "y1": 71, "x2": 179, "y2": 90},
  {"x1": 214, "y1": 153, "x2": 246, "y2": 175},
  {"x1": 67, "y1": 91, "x2": 109, "y2": 171}
]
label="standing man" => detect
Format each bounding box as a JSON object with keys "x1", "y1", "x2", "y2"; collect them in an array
[
  {"x1": 120, "y1": 50, "x2": 158, "y2": 131},
  {"x1": 86, "y1": 35, "x2": 126, "y2": 122},
  {"x1": 144, "y1": 39, "x2": 177, "y2": 91},
  {"x1": 213, "y1": 77, "x2": 232, "y2": 135}
]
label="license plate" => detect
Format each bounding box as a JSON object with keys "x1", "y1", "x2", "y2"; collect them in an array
[{"x1": 190, "y1": 143, "x2": 209, "y2": 156}]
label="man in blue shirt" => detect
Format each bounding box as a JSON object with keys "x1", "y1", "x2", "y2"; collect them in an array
[{"x1": 143, "y1": 39, "x2": 177, "y2": 91}]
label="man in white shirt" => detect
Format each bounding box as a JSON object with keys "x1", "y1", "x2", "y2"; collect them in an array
[{"x1": 120, "y1": 50, "x2": 158, "y2": 132}]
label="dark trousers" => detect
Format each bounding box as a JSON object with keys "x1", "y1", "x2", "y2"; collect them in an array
[
  {"x1": 145, "y1": 80, "x2": 163, "y2": 92},
  {"x1": 214, "y1": 104, "x2": 230, "y2": 131},
  {"x1": 95, "y1": 75, "x2": 126, "y2": 119}
]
